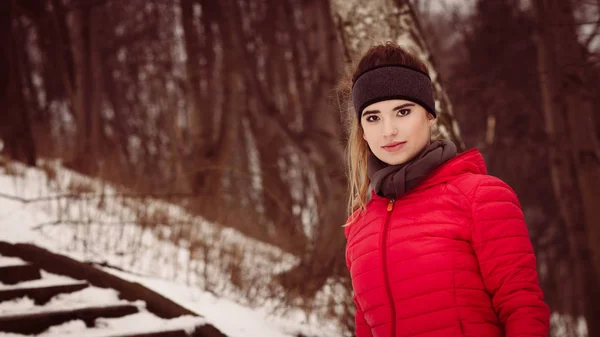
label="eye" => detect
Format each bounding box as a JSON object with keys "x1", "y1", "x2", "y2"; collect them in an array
[
  {"x1": 397, "y1": 109, "x2": 411, "y2": 117},
  {"x1": 365, "y1": 115, "x2": 380, "y2": 122}
]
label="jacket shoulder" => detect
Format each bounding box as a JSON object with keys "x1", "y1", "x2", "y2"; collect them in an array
[
  {"x1": 344, "y1": 215, "x2": 355, "y2": 239},
  {"x1": 344, "y1": 208, "x2": 364, "y2": 238},
  {"x1": 344, "y1": 201, "x2": 380, "y2": 239},
  {"x1": 448, "y1": 173, "x2": 516, "y2": 202}
]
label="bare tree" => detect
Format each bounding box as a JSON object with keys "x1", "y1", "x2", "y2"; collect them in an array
[
  {"x1": 5, "y1": 1, "x2": 464, "y2": 328},
  {"x1": 533, "y1": 0, "x2": 600, "y2": 334},
  {"x1": 0, "y1": 1, "x2": 37, "y2": 166},
  {"x1": 67, "y1": 2, "x2": 104, "y2": 173}
]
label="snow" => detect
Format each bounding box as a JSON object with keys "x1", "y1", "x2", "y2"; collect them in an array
[
  {"x1": 0, "y1": 158, "x2": 345, "y2": 337},
  {"x1": 0, "y1": 260, "x2": 205, "y2": 337},
  {"x1": 100, "y1": 266, "x2": 338, "y2": 337},
  {"x1": 0, "y1": 312, "x2": 205, "y2": 337},
  {"x1": 550, "y1": 312, "x2": 587, "y2": 337},
  {"x1": 0, "y1": 256, "x2": 26, "y2": 267},
  {"x1": 0, "y1": 286, "x2": 137, "y2": 315},
  {"x1": 0, "y1": 271, "x2": 80, "y2": 289},
  {"x1": 0, "y1": 297, "x2": 34, "y2": 315}
]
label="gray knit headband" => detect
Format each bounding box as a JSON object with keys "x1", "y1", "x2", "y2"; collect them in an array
[{"x1": 351, "y1": 65, "x2": 436, "y2": 119}]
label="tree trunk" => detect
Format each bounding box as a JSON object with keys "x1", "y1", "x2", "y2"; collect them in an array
[
  {"x1": 533, "y1": 0, "x2": 600, "y2": 332},
  {"x1": 0, "y1": 3, "x2": 37, "y2": 166},
  {"x1": 14, "y1": 17, "x2": 37, "y2": 166},
  {"x1": 67, "y1": 3, "x2": 103, "y2": 174},
  {"x1": 181, "y1": 0, "x2": 210, "y2": 189},
  {"x1": 275, "y1": 0, "x2": 348, "y2": 298},
  {"x1": 0, "y1": 0, "x2": 14, "y2": 155},
  {"x1": 330, "y1": 0, "x2": 465, "y2": 151}
]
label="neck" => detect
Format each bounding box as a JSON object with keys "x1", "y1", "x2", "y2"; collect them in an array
[{"x1": 367, "y1": 140, "x2": 457, "y2": 198}]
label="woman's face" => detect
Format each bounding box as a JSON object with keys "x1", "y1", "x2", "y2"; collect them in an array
[{"x1": 361, "y1": 99, "x2": 435, "y2": 165}]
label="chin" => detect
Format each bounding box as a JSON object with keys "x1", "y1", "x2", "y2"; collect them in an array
[
  {"x1": 377, "y1": 147, "x2": 424, "y2": 165},
  {"x1": 380, "y1": 153, "x2": 411, "y2": 166},
  {"x1": 387, "y1": 158, "x2": 410, "y2": 165}
]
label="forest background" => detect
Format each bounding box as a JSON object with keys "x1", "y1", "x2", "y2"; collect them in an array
[{"x1": 1, "y1": 0, "x2": 599, "y2": 336}]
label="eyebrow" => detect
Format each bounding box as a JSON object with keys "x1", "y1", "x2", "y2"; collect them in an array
[{"x1": 362, "y1": 103, "x2": 415, "y2": 117}]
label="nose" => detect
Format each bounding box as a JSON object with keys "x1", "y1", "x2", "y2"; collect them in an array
[{"x1": 382, "y1": 119, "x2": 398, "y2": 137}]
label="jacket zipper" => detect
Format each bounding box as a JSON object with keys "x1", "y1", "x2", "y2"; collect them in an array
[{"x1": 382, "y1": 198, "x2": 396, "y2": 337}]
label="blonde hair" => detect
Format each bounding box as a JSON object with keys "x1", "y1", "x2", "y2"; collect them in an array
[{"x1": 344, "y1": 112, "x2": 371, "y2": 226}]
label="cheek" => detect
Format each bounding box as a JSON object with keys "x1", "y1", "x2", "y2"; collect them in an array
[
  {"x1": 420, "y1": 117, "x2": 432, "y2": 134},
  {"x1": 405, "y1": 117, "x2": 428, "y2": 137},
  {"x1": 362, "y1": 125, "x2": 377, "y2": 143}
]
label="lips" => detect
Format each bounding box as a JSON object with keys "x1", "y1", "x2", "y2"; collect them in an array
[{"x1": 382, "y1": 141, "x2": 407, "y2": 152}]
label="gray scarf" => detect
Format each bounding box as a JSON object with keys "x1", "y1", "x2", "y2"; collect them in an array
[{"x1": 368, "y1": 140, "x2": 457, "y2": 199}]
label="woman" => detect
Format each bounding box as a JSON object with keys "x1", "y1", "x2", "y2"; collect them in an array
[{"x1": 342, "y1": 42, "x2": 550, "y2": 337}]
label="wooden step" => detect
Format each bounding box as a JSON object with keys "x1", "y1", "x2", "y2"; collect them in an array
[
  {"x1": 110, "y1": 325, "x2": 223, "y2": 337},
  {"x1": 193, "y1": 324, "x2": 228, "y2": 337},
  {"x1": 0, "y1": 303, "x2": 139, "y2": 334},
  {"x1": 111, "y1": 329, "x2": 194, "y2": 337},
  {"x1": 0, "y1": 263, "x2": 41, "y2": 285},
  {"x1": 0, "y1": 281, "x2": 89, "y2": 304}
]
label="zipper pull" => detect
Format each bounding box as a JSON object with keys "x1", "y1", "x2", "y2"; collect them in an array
[{"x1": 387, "y1": 198, "x2": 395, "y2": 211}]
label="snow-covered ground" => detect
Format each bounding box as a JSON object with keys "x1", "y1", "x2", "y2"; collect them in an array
[{"x1": 0, "y1": 158, "x2": 347, "y2": 337}]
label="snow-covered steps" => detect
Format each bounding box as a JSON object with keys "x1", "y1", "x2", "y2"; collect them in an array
[
  {"x1": 0, "y1": 242, "x2": 226, "y2": 337},
  {"x1": 0, "y1": 303, "x2": 140, "y2": 334}
]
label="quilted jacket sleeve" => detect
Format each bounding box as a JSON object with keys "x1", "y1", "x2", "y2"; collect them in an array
[
  {"x1": 470, "y1": 176, "x2": 550, "y2": 337},
  {"x1": 352, "y1": 294, "x2": 373, "y2": 337},
  {"x1": 345, "y1": 218, "x2": 373, "y2": 337}
]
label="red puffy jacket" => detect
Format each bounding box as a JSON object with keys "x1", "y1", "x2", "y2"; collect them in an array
[{"x1": 345, "y1": 149, "x2": 550, "y2": 337}]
